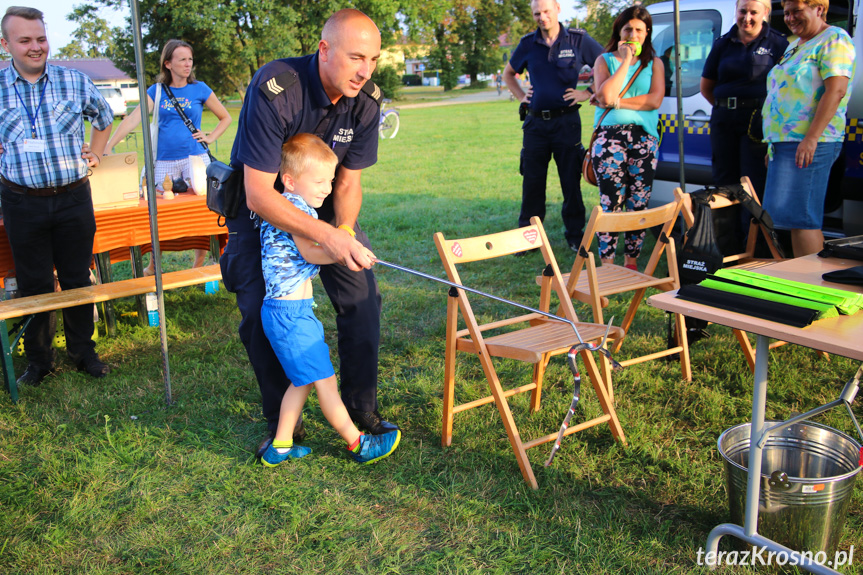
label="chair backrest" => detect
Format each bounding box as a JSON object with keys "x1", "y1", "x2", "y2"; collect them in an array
[
  {"x1": 679, "y1": 177, "x2": 783, "y2": 263},
  {"x1": 435, "y1": 217, "x2": 580, "y2": 331},
  {"x1": 570, "y1": 189, "x2": 686, "y2": 289}
]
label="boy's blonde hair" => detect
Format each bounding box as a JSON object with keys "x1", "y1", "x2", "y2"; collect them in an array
[{"x1": 280, "y1": 133, "x2": 339, "y2": 179}]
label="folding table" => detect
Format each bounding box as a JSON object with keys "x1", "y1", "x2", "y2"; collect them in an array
[{"x1": 649, "y1": 254, "x2": 863, "y2": 574}]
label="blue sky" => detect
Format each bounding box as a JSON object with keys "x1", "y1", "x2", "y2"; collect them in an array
[{"x1": 28, "y1": 0, "x2": 580, "y2": 55}]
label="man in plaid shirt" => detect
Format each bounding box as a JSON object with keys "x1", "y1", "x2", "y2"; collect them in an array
[{"x1": 0, "y1": 6, "x2": 114, "y2": 386}]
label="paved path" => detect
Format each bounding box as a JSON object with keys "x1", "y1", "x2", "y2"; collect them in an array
[{"x1": 399, "y1": 88, "x2": 514, "y2": 109}]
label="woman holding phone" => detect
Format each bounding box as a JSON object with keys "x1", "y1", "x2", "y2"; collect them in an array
[{"x1": 589, "y1": 5, "x2": 665, "y2": 270}]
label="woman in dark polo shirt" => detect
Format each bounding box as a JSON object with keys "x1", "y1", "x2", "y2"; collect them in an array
[{"x1": 700, "y1": 0, "x2": 788, "y2": 197}]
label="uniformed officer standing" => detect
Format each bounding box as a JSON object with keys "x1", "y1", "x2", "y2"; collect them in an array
[
  {"x1": 224, "y1": 9, "x2": 398, "y2": 457},
  {"x1": 700, "y1": 0, "x2": 787, "y2": 197},
  {"x1": 0, "y1": 6, "x2": 113, "y2": 386},
  {"x1": 503, "y1": 0, "x2": 603, "y2": 251}
]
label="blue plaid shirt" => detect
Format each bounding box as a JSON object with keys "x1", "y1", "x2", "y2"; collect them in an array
[{"x1": 0, "y1": 62, "x2": 114, "y2": 188}]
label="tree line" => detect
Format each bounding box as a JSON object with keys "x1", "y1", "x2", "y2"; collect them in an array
[{"x1": 53, "y1": 0, "x2": 654, "y2": 96}]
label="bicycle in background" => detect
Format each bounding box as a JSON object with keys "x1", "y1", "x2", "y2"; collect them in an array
[{"x1": 380, "y1": 99, "x2": 400, "y2": 139}]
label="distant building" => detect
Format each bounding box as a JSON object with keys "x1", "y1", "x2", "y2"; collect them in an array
[{"x1": 0, "y1": 58, "x2": 140, "y2": 102}]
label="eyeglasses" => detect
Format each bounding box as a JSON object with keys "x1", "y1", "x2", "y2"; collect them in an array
[{"x1": 778, "y1": 44, "x2": 800, "y2": 66}]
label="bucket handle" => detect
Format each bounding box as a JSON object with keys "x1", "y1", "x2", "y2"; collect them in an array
[{"x1": 757, "y1": 364, "x2": 863, "y2": 458}]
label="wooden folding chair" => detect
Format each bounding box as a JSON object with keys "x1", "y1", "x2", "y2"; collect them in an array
[
  {"x1": 562, "y1": 189, "x2": 691, "y2": 400},
  {"x1": 435, "y1": 217, "x2": 626, "y2": 490},
  {"x1": 679, "y1": 177, "x2": 826, "y2": 372}
]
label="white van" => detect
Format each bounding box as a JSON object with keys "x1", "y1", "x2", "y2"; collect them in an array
[
  {"x1": 96, "y1": 86, "x2": 127, "y2": 119},
  {"x1": 118, "y1": 82, "x2": 140, "y2": 103},
  {"x1": 647, "y1": 0, "x2": 863, "y2": 236}
]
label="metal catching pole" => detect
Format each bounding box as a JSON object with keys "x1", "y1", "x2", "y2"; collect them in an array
[
  {"x1": 673, "y1": 0, "x2": 686, "y2": 191},
  {"x1": 373, "y1": 259, "x2": 621, "y2": 465},
  {"x1": 374, "y1": 259, "x2": 614, "y2": 347}
]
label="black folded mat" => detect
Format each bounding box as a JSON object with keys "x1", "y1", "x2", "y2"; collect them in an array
[
  {"x1": 823, "y1": 265, "x2": 863, "y2": 287},
  {"x1": 676, "y1": 284, "x2": 819, "y2": 328}
]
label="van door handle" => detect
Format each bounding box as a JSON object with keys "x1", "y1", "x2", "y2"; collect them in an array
[{"x1": 685, "y1": 114, "x2": 711, "y2": 122}]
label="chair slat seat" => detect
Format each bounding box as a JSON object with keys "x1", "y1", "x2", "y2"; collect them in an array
[
  {"x1": 563, "y1": 266, "x2": 672, "y2": 299},
  {"x1": 557, "y1": 190, "x2": 692, "y2": 398},
  {"x1": 456, "y1": 321, "x2": 618, "y2": 363}
]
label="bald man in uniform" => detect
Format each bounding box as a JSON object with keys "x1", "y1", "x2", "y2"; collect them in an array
[{"x1": 224, "y1": 9, "x2": 398, "y2": 458}]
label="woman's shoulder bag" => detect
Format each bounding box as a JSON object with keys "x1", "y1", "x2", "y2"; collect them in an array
[
  {"x1": 582, "y1": 63, "x2": 643, "y2": 186},
  {"x1": 162, "y1": 83, "x2": 241, "y2": 222}
]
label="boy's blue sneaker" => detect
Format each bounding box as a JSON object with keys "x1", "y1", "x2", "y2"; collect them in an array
[
  {"x1": 352, "y1": 430, "x2": 401, "y2": 464},
  {"x1": 261, "y1": 443, "x2": 312, "y2": 467}
]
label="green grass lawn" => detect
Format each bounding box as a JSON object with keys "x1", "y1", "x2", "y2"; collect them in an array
[{"x1": 1, "y1": 100, "x2": 861, "y2": 574}]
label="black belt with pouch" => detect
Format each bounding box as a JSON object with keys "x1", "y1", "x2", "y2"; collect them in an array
[
  {"x1": 716, "y1": 97, "x2": 763, "y2": 110},
  {"x1": 526, "y1": 105, "x2": 581, "y2": 120}
]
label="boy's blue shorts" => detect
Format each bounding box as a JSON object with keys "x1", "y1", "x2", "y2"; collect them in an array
[{"x1": 261, "y1": 298, "x2": 335, "y2": 386}]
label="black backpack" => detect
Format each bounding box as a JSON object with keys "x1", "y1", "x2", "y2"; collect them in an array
[
  {"x1": 678, "y1": 184, "x2": 785, "y2": 285},
  {"x1": 678, "y1": 191, "x2": 724, "y2": 286},
  {"x1": 671, "y1": 184, "x2": 786, "y2": 347}
]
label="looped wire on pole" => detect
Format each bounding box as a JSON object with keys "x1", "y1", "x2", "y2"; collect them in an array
[{"x1": 373, "y1": 259, "x2": 620, "y2": 465}]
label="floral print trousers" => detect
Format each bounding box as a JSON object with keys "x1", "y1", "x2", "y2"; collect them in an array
[{"x1": 590, "y1": 124, "x2": 658, "y2": 260}]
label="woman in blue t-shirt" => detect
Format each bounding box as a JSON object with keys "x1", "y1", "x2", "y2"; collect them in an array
[
  {"x1": 589, "y1": 5, "x2": 665, "y2": 270},
  {"x1": 108, "y1": 39, "x2": 232, "y2": 271}
]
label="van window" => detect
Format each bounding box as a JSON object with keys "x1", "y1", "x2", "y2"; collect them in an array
[
  {"x1": 98, "y1": 87, "x2": 122, "y2": 99},
  {"x1": 652, "y1": 10, "x2": 722, "y2": 97}
]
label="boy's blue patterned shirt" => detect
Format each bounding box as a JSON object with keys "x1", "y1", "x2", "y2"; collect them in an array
[{"x1": 260, "y1": 192, "x2": 320, "y2": 299}]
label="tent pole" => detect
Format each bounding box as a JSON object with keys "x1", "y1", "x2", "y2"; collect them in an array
[
  {"x1": 673, "y1": 0, "x2": 686, "y2": 191},
  {"x1": 130, "y1": 0, "x2": 173, "y2": 405}
]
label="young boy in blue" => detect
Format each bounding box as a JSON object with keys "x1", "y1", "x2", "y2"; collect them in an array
[{"x1": 260, "y1": 133, "x2": 401, "y2": 466}]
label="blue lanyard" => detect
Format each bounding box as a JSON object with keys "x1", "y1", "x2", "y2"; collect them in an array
[{"x1": 13, "y1": 78, "x2": 48, "y2": 138}]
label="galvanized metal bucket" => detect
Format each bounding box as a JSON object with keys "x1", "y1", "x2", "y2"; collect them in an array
[{"x1": 718, "y1": 420, "x2": 862, "y2": 555}]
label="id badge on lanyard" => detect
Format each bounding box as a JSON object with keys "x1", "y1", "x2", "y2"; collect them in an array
[
  {"x1": 21, "y1": 139, "x2": 46, "y2": 153},
  {"x1": 14, "y1": 78, "x2": 48, "y2": 153}
]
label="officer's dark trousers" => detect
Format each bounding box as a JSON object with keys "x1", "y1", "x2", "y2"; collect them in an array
[
  {"x1": 709, "y1": 106, "x2": 768, "y2": 198},
  {"x1": 222, "y1": 205, "x2": 381, "y2": 434},
  {"x1": 0, "y1": 181, "x2": 97, "y2": 368},
  {"x1": 519, "y1": 113, "x2": 586, "y2": 244}
]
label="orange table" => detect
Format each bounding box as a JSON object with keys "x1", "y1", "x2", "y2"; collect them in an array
[
  {"x1": 0, "y1": 192, "x2": 227, "y2": 279},
  {"x1": 0, "y1": 192, "x2": 227, "y2": 330}
]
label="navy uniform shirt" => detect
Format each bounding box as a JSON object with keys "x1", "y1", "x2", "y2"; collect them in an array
[
  {"x1": 232, "y1": 53, "x2": 379, "y2": 180},
  {"x1": 702, "y1": 25, "x2": 788, "y2": 101},
  {"x1": 509, "y1": 25, "x2": 603, "y2": 111}
]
